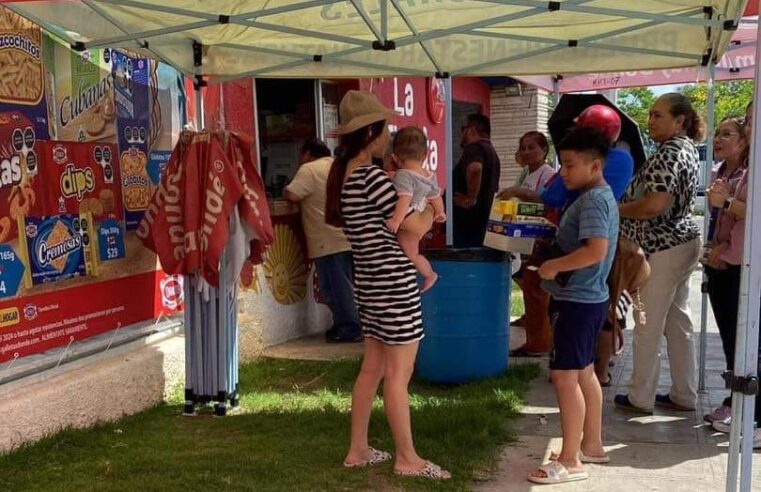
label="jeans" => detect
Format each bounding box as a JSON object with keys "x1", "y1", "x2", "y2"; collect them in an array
[{"x1": 314, "y1": 251, "x2": 361, "y2": 339}]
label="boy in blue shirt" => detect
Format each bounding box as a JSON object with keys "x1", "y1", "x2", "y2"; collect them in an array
[{"x1": 528, "y1": 127, "x2": 619, "y2": 485}]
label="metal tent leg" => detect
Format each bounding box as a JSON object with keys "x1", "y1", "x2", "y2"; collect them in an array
[
  {"x1": 725, "y1": 8, "x2": 761, "y2": 491},
  {"x1": 444, "y1": 76, "x2": 454, "y2": 247},
  {"x1": 699, "y1": 61, "x2": 716, "y2": 392}
]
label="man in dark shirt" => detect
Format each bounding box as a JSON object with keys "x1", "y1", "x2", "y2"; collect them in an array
[{"x1": 453, "y1": 114, "x2": 501, "y2": 247}]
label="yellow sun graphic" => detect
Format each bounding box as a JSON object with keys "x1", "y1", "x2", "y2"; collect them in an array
[{"x1": 263, "y1": 224, "x2": 307, "y2": 305}]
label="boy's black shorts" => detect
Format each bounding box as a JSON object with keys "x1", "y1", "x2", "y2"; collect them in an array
[{"x1": 549, "y1": 298, "x2": 609, "y2": 370}]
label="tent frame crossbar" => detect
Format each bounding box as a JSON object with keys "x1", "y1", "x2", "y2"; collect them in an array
[
  {"x1": 480, "y1": 0, "x2": 724, "y2": 28},
  {"x1": 15, "y1": 0, "x2": 725, "y2": 78},
  {"x1": 81, "y1": 0, "x2": 195, "y2": 78}
]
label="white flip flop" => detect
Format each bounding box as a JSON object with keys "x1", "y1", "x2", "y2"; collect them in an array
[{"x1": 528, "y1": 461, "x2": 589, "y2": 484}]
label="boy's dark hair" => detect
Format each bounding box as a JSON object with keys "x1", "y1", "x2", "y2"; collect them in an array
[
  {"x1": 557, "y1": 127, "x2": 611, "y2": 162},
  {"x1": 466, "y1": 113, "x2": 491, "y2": 137},
  {"x1": 300, "y1": 138, "x2": 331, "y2": 159},
  {"x1": 393, "y1": 126, "x2": 427, "y2": 160}
]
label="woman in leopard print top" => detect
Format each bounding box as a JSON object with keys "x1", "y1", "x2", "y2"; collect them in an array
[{"x1": 615, "y1": 93, "x2": 704, "y2": 414}]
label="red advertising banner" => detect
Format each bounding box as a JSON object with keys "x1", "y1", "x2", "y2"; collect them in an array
[
  {"x1": 361, "y1": 77, "x2": 448, "y2": 249},
  {"x1": 32, "y1": 140, "x2": 124, "y2": 222},
  {"x1": 0, "y1": 270, "x2": 182, "y2": 363},
  {"x1": 361, "y1": 77, "x2": 447, "y2": 188}
]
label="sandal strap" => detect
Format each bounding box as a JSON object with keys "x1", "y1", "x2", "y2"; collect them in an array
[
  {"x1": 538, "y1": 461, "x2": 567, "y2": 480},
  {"x1": 343, "y1": 448, "x2": 391, "y2": 468},
  {"x1": 396, "y1": 461, "x2": 448, "y2": 479},
  {"x1": 367, "y1": 447, "x2": 391, "y2": 465}
]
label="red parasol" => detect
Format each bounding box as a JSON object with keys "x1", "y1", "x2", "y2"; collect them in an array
[{"x1": 137, "y1": 130, "x2": 273, "y2": 286}]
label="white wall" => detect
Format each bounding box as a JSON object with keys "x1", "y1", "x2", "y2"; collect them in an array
[{"x1": 490, "y1": 86, "x2": 552, "y2": 190}]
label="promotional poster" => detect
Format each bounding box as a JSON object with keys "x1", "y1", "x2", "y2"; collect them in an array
[{"x1": 0, "y1": 8, "x2": 185, "y2": 362}]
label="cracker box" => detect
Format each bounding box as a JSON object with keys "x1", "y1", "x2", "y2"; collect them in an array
[
  {"x1": 17, "y1": 213, "x2": 97, "y2": 286},
  {"x1": 0, "y1": 10, "x2": 44, "y2": 107},
  {"x1": 33, "y1": 141, "x2": 124, "y2": 223},
  {"x1": 483, "y1": 198, "x2": 556, "y2": 254},
  {"x1": 118, "y1": 119, "x2": 152, "y2": 229},
  {"x1": 0, "y1": 11, "x2": 52, "y2": 141},
  {"x1": 0, "y1": 111, "x2": 41, "y2": 243},
  {"x1": 49, "y1": 39, "x2": 116, "y2": 142}
]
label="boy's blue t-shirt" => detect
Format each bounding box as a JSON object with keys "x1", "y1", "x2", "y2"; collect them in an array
[
  {"x1": 542, "y1": 185, "x2": 619, "y2": 303},
  {"x1": 542, "y1": 148, "x2": 634, "y2": 208}
]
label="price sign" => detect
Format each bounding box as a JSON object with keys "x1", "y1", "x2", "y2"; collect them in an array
[
  {"x1": 0, "y1": 245, "x2": 25, "y2": 299},
  {"x1": 97, "y1": 219, "x2": 126, "y2": 262}
]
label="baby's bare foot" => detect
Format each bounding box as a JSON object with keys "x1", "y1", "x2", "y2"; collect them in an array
[{"x1": 421, "y1": 273, "x2": 438, "y2": 293}]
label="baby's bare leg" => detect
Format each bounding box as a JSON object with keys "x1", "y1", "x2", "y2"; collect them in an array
[
  {"x1": 430, "y1": 196, "x2": 446, "y2": 221},
  {"x1": 398, "y1": 230, "x2": 437, "y2": 290},
  {"x1": 398, "y1": 208, "x2": 438, "y2": 293}
]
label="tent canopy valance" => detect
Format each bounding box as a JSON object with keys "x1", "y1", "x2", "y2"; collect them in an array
[{"x1": 3, "y1": 0, "x2": 747, "y2": 82}]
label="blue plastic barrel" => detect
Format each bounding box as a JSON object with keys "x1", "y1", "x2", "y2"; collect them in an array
[{"x1": 416, "y1": 248, "x2": 511, "y2": 383}]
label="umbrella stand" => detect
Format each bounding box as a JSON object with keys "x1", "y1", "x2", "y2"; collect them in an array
[
  {"x1": 182, "y1": 228, "x2": 241, "y2": 417},
  {"x1": 178, "y1": 85, "x2": 245, "y2": 416}
]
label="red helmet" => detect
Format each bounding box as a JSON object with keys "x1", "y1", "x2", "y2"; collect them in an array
[{"x1": 576, "y1": 105, "x2": 622, "y2": 142}]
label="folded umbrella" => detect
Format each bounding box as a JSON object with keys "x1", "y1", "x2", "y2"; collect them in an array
[{"x1": 548, "y1": 94, "x2": 646, "y2": 172}]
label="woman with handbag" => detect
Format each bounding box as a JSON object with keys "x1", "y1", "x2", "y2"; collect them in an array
[{"x1": 615, "y1": 93, "x2": 703, "y2": 413}]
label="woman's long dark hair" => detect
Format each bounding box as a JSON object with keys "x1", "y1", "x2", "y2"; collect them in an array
[{"x1": 325, "y1": 120, "x2": 387, "y2": 227}]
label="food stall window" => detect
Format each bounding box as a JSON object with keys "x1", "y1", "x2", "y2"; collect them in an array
[{"x1": 256, "y1": 79, "x2": 317, "y2": 199}]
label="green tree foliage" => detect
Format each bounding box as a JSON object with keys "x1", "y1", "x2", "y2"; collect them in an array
[
  {"x1": 678, "y1": 81, "x2": 755, "y2": 127},
  {"x1": 618, "y1": 87, "x2": 657, "y2": 134},
  {"x1": 616, "y1": 82, "x2": 755, "y2": 143}
]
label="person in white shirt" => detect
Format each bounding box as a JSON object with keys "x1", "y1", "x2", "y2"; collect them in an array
[
  {"x1": 497, "y1": 132, "x2": 557, "y2": 356},
  {"x1": 284, "y1": 139, "x2": 362, "y2": 343},
  {"x1": 499, "y1": 131, "x2": 556, "y2": 203}
]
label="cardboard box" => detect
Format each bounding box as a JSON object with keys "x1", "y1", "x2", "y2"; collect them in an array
[{"x1": 483, "y1": 197, "x2": 556, "y2": 254}]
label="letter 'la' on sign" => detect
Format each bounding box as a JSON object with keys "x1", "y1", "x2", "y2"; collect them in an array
[{"x1": 0, "y1": 244, "x2": 25, "y2": 299}]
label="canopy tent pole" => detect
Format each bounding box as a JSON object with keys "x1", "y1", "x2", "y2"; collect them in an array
[
  {"x1": 699, "y1": 61, "x2": 716, "y2": 392},
  {"x1": 444, "y1": 75, "x2": 454, "y2": 247},
  {"x1": 553, "y1": 77, "x2": 561, "y2": 168},
  {"x1": 195, "y1": 84, "x2": 204, "y2": 131},
  {"x1": 726, "y1": 9, "x2": 761, "y2": 491}
]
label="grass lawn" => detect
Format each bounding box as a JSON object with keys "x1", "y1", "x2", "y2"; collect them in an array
[
  {"x1": 0, "y1": 358, "x2": 538, "y2": 492},
  {"x1": 511, "y1": 281, "x2": 524, "y2": 318}
]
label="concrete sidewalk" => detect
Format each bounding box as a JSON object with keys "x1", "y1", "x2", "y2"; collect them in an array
[
  {"x1": 264, "y1": 269, "x2": 760, "y2": 491},
  {"x1": 478, "y1": 270, "x2": 760, "y2": 492}
]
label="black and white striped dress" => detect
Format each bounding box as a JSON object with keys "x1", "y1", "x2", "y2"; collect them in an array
[{"x1": 341, "y1": 164, "x2": 424, "y2": 345}]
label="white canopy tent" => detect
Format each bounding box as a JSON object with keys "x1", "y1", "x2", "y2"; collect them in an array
[
  {"x1": 2, "y1": 0, "x2": 744, "y2": 80},
  {"x1": 4, "y1": 1, "x2": 757, "y2": 491}
]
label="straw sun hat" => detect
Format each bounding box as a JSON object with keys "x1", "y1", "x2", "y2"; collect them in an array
[{"x1": 334, "y1": 90, "x2": 397, "y2": 135}]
